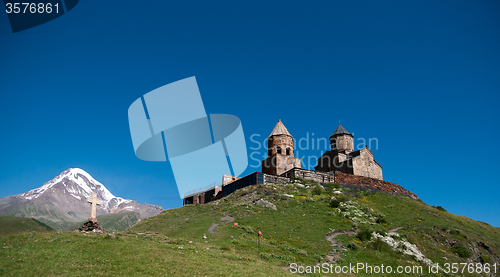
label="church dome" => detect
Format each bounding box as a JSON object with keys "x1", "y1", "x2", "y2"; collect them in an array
[{"x1": 330, "y1": 122, "x2": 352, "y2": 138}]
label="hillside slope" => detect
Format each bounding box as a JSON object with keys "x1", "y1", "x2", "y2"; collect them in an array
[
  {"x1": 129, "y1": 180, "x2": 500, "y2": 276},
  {"x1": 1, "y1": 180, "x2": 499, "y2": 276},
  {"x1": 0, "y1": 216, "x2": 53, "y2": 235}
]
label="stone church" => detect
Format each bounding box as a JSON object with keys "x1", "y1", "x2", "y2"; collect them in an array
[
  {"x1": 314, "y1": 123, "x2": 383, "y2": 180},
  {"x1": 261, "y1": 119, "x2": 383, "y2": 180},
  {"x1": 261, "y1": 119, "x2": 301, "y2": 176},
  {"x1": 184, "y1": 119, "x2": 415, "y2": 206}
]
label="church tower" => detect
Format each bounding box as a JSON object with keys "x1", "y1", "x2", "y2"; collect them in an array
[
  {"x1": 330, "y1": 122, "x2": 354, "y2": 153},
  {"x1": 262, "y1": 119, "x2": 301, "y2": 176}
]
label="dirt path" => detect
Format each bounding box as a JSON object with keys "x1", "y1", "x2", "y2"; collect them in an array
[
  {"x1": 221, "y1": 215, "x2": 235, "y2": 223},
  {"x1": 389, "y1": 226, "x2": 403, "y2": 232},
  {"x1": 208, "y1": 223, "x2": 219, "y2": 234},
  {"x1": 324, "y1": 229, "x2": 359, "y2": 262},
  {"x1": 208, "y1": 214, "x2": 236, "y2": 234}
]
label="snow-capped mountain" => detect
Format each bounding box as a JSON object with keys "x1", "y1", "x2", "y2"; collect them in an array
[
  {"x1": 0, "y1": 168, "x2": 163, "y2": 230},
  {"x1": 19, "y1": 168, "x2": 129, "y2": 212}
]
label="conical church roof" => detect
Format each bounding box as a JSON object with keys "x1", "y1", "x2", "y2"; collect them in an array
[
  {"x1": 330, "y1": 122, "x2": 352, "y2": 137},
  {"x1": 269, "y1": 119, "x2": 292, "y2": 137}
]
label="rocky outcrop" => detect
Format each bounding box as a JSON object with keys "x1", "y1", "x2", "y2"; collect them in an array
[
  {"x1": 334, "y1": 171, "x2": 418, "y2": 199},
  {"x1": 255, "y1": 199, "x2": 277, "y2": 210}
]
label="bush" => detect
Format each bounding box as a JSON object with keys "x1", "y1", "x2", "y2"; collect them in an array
[
  {"x1": 372, "y1": 227, "x2": 387, "y2": 237},
  {"x1": 480, "y1": 255, "x2": 491, "y2": 264},
  {"x1": 329, "y1": 196, "x2": 348, "y2": 208},
  {"x1": 361, "y1": 206, "x2": 371, "y2": 214},
  {"x1": 329, "y1": 199, "x2": 341, "y2": 208},
  {"x1": 346, "y1": 242, "x2": 358, "y2": 251},
  {"x1": 371, "y1": 238, "x2": 391, "y2": 252},
  {"x1": 452, "y1": 244, "x2": 471, "y2": 259},
  {"x1": 312, "y1": 186, "x2": 323, "y2": 195},
  {"x1": 241, "y1": 225, "x2": 255, "y2": 234},
  {"x1": 357, "y1": 229, "x2": 372, "y2": 242},
  {"x1": 433, "y1": 205, "x2": 447, "y2": 212},
  {"x1": 376, "y1": 217, "x2": 388, "y2": 224},
  {"x1": 280, "y1": 241, "x2": 292, "y2": 251},
  {"x1": 323, "y1": 183, "x2": 341, "y2": 190},
  {"x1": 293, "y1": 249, "x2": 308, "y2": 256}
]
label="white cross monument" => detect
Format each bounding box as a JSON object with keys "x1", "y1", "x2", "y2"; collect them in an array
[{"x1": 86, "y1": 192, "x2": 101, "y2": 223}]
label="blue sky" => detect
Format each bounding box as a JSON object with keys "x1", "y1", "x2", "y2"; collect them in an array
[{"x1": 1, "y1": 1, "x2": 499, "y2": 226}]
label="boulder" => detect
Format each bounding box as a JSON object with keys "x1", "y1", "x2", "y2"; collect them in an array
[{"x1": 256, "y1": 199, "x2": 277, "y2": 210}]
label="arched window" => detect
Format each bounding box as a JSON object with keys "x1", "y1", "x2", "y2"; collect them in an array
[
  {"x1": 277, "y1": 147, "x2": 282, "y2": 154},
  {"x1": 286, "y1": 148, "x2": 291, "y2": 155},
  {"x1": 332, "y1": 139, "x2": 337, "y2": 149}
]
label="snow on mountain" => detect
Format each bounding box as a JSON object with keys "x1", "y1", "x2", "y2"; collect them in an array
[
  {"x1": 17, "y1": 168, "x2": 159, "y2": 216},
  {"x1": 1, "y1": 168, "x2": 163, "y2": 231}
]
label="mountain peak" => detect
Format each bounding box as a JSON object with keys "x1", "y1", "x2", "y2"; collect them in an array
[
  {"x1": 3, "y1": 168, "x2": 163, "y2": 231},
  {"x1": 20, "y1": 168, "x2": 117, "y2": 206}
]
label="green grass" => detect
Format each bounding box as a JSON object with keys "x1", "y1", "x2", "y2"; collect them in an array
[
  {"x1": 0, "y1": 231, "x2": 286, "y2": 276},
  {"x1": 0, "y1": 216, "x2": 53, "y2": 235},
  {"x1": 1, "y1": 182, "x2": 499, "y2": 276}
]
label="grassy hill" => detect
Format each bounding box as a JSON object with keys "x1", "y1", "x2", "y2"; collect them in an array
[
  {"x1": 0, "y1": 216, "x2": 53, "y2": 235},
  {"x1": 1, "y1": 180, "x2": 499, "y2": 276},
  {"x1": 0, "y1": 197, "x2": 85, "y2": 231}
]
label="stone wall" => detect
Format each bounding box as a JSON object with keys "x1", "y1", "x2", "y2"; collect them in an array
[
  {"x1": 281, "y1": 168, "x2": 335, "y2": 183},
  {"x1": 351, "y1": 148, "x2": 383, "y2": 180},
  {"x1": 332, "y1": 134, "x2": 353, "y2": 152},
  {"x1": 268, "y1": 134, "x2": 294, "y2": 156},
  {"x1": 314, "y1": 151, "x2": 354, "y2": 174},
  {"x1": 263, "y1": 174, "x2": 290, "y2": 184},
  {"x1": 334, "y1": 171, "x2": 417, "y2": 199},
  {"x1": 262, "y1": 154, "x2": 301, "y2": 176}
]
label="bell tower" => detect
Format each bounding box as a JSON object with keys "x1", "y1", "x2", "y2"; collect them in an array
[
  {"x1": 262, "y1": 119, "x2": 301, "y2": 175},
  {"x1": 330, "y1": 122, "x2": 354, "y2": 153}
]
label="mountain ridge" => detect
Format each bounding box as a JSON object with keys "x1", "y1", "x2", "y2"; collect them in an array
[{"x1": 0, "y1": 168, "x2": 163, "y2": 230}]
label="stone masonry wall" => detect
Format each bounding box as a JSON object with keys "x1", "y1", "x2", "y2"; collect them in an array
[
  {"x1": 262, "y1": 155, "x2": 301, "y2": 176},
  {"x1": 263, "y1": 174, "x2": 290, "y2": 184},
  {"x1": 268, "y1": 135, "x2": 294, "y2": 156},
  {"x1": 332, "y1": 134, "x2": 353, "y2": 152},
  {"x1": 334, "y1": 171, "x2": 418, "y2": 199},
  {"x1": 281, "y1": 168, "x2": 335, "y2": 183},
  {"x1": 351, "y1": 149, "x2": 383, "y2": 180}
]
